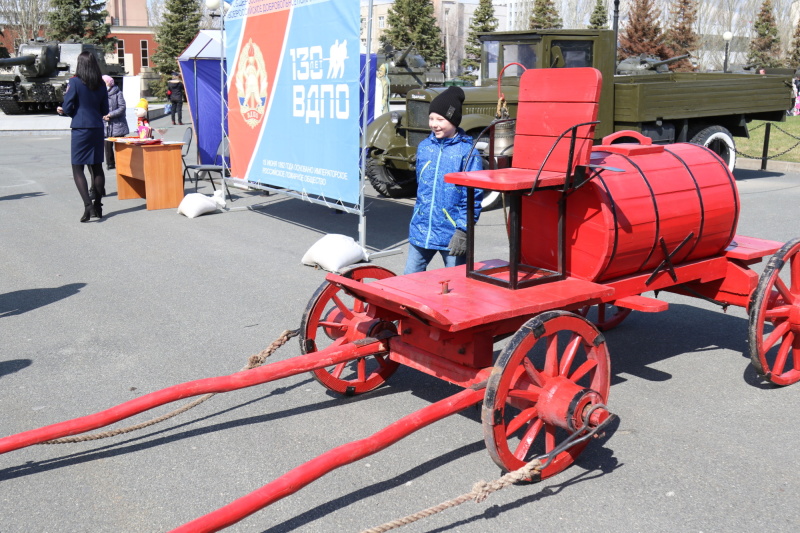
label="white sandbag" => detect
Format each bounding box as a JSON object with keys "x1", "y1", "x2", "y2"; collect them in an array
[
  {"x1": 177, "y1": 193, "x2": 219, "y2": 218},
  {"x1": 301, "y1": 234, "x2": 366, "y2": 272}
]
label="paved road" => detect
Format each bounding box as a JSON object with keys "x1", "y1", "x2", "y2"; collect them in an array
[{"x1": 1, "y1": 126, "x2": 799, "y2": 532}]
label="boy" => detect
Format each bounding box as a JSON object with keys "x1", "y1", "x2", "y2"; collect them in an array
[{"x1": 404, "y1": 86, "x2": 484, "y2": 274}]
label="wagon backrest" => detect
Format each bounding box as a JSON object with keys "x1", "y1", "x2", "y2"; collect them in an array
[{"x1": 511, "y1": 67, "x2": 603, "y2": 174}]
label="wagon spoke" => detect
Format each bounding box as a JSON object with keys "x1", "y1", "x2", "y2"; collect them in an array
[
  {"x1": 763, "y1": 321, "x2": 791, "y2": 351},
  {"x1": 791, "y1": 254, "x2": 800, "y2": 294},
  {"x1": 558, "y1": 335, "x2": 581, "y2": 376},
  {"x1": 544, "y1": 334, "x2": 559, "y2": 377},
  {"x1": 506, "y1": 407, "x2": 539, "y2": 437},
  {"x1": 353, "y1": 298, "x2": 366, "y2": 314},
  {"x1": 318, "y1": 320, "x2": 347, "y2": 331},
  {"x1": 331, "y1": 294, "x2": 355, "y2": 319},
  {"x1": 356, "y1": 357, "x2": 367, "y2": 381},
  {"x1": 513, "y1": 417, "x2": 543, "y2": 459},
  {"x1": 569, "y1": 358, "x2": 598, "y2": 383},
  {"x1": 596, "y1": 305, "x2": 606, "y2": 324},
  {"x1": 508, "y1": 388, "x2": 542, "y2": 403},
  {"x1": 544, "y1": 423, "x2": 557, "y2": 454},
  {"x1": 765, "y1": 305, "x2": 791, "y2": 320},
  {"x1": 771, "y1": 332, "x2": 794, "y2": 376},
  {"x1": 330, "y1": 362, "x2": 346, "y2": 379},
  {"x1": 522, "y1": 357, "x2": 546, "y2": 387},
  {"x1": 774, "y1": 278, "x2": 794, "y2": 305}
]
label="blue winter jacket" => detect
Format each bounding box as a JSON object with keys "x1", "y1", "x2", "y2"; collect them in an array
[{"x1": 408, "y1": 129, "x2": 484, "y2": 250}]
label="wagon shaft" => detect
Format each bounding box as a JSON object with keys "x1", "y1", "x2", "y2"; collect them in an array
[{"x1": 0, "y1": 336, "x2": 390, "y2": 455}]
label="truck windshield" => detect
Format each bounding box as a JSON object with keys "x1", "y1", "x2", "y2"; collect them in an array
[
  {"x1": 483, "y1": 41, "x2": 538, "y2": 80},
  {"x1": 551, "y1": 40, "x2": 594, "y2": 67}
]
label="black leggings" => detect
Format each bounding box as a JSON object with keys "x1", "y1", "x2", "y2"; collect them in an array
[
  {"x1": 170, "y1": 101, "x2": 183, "y2": 123},
  {"x1": 72, "y1": 163, "x2": 105, "y2": 206}
]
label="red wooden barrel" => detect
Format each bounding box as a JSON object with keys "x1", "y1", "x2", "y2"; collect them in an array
[{"x1": 520, "y1": 140, "x2": 740, "y2": 282}]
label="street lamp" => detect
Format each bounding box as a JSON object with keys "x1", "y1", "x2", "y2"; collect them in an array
[{"x1": 723, "y1": 31, "x2": 733, "y2": 73}]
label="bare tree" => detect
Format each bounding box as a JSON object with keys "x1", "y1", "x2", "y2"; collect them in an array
[{"x1": 0, "y1": 0, "x2": 50, "y2": 50}]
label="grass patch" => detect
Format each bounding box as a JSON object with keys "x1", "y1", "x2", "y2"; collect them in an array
[{"x1": 737, "y1": 115, "x2": 800, "y2": 163}]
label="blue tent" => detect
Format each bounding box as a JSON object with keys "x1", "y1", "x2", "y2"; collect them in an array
[{"x1": 178, "y1": 30, "x2": 227, "y2": 165}]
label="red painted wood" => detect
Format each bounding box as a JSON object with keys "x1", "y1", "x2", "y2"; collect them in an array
[
  {"x1": 330, "y1": 265, "x2": 615, "y2": 332},
  {"x1": 445, "y1": 167, "x2": 568, "y2": 190},
  {"x1": 0, "y1": 340, "x2": 387, "y2": 455},
  {"x1": 724, "y1": 235, "x2": 783, "y2": 261},
  {"x1": 389, "y1": 339, "x2": 493, "y2": 386},
  {"x1": 170, "y1": 387, "x2": 486, "y2": 533},
  {"x1": 521, "y1": 142, "x2": 739, "y2": 282},
  {"x1": 614, "y1": 294, "x2": 669, "y2": 312},
  {"x1": 447, "y1": 68, "x2": 602, "y2": 188}
]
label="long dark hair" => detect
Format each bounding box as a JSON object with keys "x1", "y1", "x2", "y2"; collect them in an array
[{"x1": 75, "y1": 51, "x2": 102, "y2": 91}]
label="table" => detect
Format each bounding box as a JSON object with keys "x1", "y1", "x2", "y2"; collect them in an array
[{"x1": 114, "y1": 141, "x2": 184, "y2": 210}]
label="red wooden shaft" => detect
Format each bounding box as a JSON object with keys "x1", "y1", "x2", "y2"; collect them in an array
[
  {"x1": 0, "y1": 340, "x2": 387, "y2": 455},
  {"x1": 171, "y1": 386, "x2": 486, "y2": 533}
]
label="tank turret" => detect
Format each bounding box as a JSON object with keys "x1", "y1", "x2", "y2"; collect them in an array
[
  {"x1": 376, "y1": 44, "x2": 445, "y2": 98},
  {"x1": 616, "y1": 53, "x2": 690, "y2": 76},
  {"x1": 0, "y1": 38, "x2": 124, "y2": 115}
]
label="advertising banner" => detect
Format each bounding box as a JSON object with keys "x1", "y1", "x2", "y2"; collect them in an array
[{"x1": 225, "y1": 0, "x2": 361, "y2": 206}]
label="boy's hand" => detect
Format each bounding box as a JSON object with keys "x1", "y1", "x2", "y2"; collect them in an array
[{"x1": 448, "y1": 229, "x2": 467, "y2": 256}]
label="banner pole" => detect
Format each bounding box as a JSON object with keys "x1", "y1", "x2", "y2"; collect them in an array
[{"x1": 358, "y1": 0, "x2": 375, "y2": 253}]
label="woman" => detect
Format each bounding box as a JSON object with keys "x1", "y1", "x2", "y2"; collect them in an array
[
  {"x1": 102, "y1": 75, "x2": 129, "y2": 171},
  {"x1": 57, "y1": 52, "x2": 109, "y2": 222},
  {"x1": 167, "y1": 71, "x2": 185, "y2": 125}
]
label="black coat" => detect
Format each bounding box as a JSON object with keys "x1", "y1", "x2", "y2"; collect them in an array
[{"x1": 167, "y1": 79, "x2": 185, "y2": 103}]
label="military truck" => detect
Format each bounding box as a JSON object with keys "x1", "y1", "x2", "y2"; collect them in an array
[
  {"x1": 365, "y1": 29, "x2": 793, "y2": 206},
  {"x1": 0, "y1": 38, "x2": 124, "y2": 115}
]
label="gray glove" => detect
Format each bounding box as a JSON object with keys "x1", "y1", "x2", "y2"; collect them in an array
[{"x1": 448, "y1": 229, "x2": 467, "y2": 256}]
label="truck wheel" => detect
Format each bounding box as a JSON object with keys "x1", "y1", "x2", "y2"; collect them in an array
[
  {"x1": 689, "y1": 126, "x2": 736, "y2": 172},
  {"x1": 366, "y1": 158, "x2": 417, "y2": 198},
  {"x1": 481, "y1": 190, "x2": 503, "y2": 211}
]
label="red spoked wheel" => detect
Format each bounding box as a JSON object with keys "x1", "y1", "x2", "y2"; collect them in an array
[
  {"x1": 483, "y1": 310, "x2": 611, "y2": 481},
  {"x1": 576, "y1": 302, "x2": 632, "y2": 331},
  {"x1": 300, "y1": 264, "x2": 399, "y2": 395},
  {"x1": 748, "y1": 238, "x2": 800, "y2": 386}
]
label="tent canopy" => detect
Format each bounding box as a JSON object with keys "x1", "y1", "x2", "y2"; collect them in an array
[{"x1": 178, "y1": 30, "x2": 227, "y2": 166}]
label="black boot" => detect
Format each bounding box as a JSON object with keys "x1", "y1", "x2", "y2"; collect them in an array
[
  {"x1": 92, "y1": 197, "x2": 103, "y2": 219},
  {"x1": 80, "y1": 204, "x2": 96, "y2": 222},
  {"x1": 89, "y1": 187, "x2": 96, "y2": 201}
]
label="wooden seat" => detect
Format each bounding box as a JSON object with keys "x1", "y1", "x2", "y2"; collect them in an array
[
  {"x1": 445, "y1": 67, "x2": 604, "y2": 290},
  {"x1": 447, "y1": 67, "x2": 603, "y2": 192}
]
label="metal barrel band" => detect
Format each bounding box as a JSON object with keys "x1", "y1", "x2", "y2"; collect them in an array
[{"x1": 40, "y1": 329, "x2": 300, "y2": 445}]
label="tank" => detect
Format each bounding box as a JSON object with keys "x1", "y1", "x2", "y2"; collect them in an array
[
  {"x1": 520, "y1": 139, "x2": 739, "y2": 282},
  {"x1": 615, "y1": 53, "x2": 691, "y2": 75},
  {"x1": 377, "y1": 44, "x2": 445, "y2": 97},
  {"x1": 0, "y1": 38, "x2": 124, "y2": 115}
]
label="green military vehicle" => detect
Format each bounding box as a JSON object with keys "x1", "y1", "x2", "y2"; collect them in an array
[
  {"x1": 0, "y1": 38, "x2": 124, "y2": 115},
  {"x1": 365, "y1": 29, "x2": 794, "y2": 207}
]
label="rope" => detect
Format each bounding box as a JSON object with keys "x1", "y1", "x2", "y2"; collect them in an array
[
  {"x1": 359, "y1": 459, "x2": 542, "y2": 533},
  {"x1": 40, "y1": 329, "x2": 299, "y2": 445}
]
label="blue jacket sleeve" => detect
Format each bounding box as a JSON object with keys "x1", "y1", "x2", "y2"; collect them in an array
[{"x1": 61, "y1": 78, "x2": 78, "y2": 117}]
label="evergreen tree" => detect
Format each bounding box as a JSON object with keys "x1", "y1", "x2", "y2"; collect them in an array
[
  {"x1": 529, "y1": 0, "x2": 563, "y2": 30},
  {"x1": 587, "y1": 0, "x2": 608, "y2": 30},
  {"x1": 747, "y1": 0, "x2": 781, "y2": 69},
  {"x1": 460, "y1": 0, "x2": 497, "y2": 82},
  {"x1": 663, "y1": 0, "x2": 698, "y2": 72},
  {"x1": 617, "y1": 0, "x2": 672, "y2": 61},
  {"x1": 150, "y1": 0, "x2": 201, "y2": 96},
  {"x1": 381, "y1": 0, "x2": 445, "y2": 66},
  {"x1": 788, "y1": 18, "x2": 800, "y2": 69},
  {"x1": 48, "y1": 0, "x2": 114, "y2": 51}
]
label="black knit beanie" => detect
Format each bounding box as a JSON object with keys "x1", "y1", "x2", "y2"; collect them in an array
[{"x1": 429, "y1": 86, "x2": 465, "y2": 127}]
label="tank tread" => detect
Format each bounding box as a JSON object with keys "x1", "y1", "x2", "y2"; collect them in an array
[{"x1": 0, "y1": 98, "x2": 25, "y2": 115}]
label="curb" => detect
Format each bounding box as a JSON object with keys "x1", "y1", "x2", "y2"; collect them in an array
[{"x1": 735, "y1": 158, "x2": 800, "y2": 173}]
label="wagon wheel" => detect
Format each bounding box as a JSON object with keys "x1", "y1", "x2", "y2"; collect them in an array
[
  {"x1": 483, "y1": 310, "x2": 611, "y2": 481},
  {"x1": 748, "y1": 238, "x2": 800, "y2": 386},
  {"x1": 576, "y1": 302, "x2": 632, "y2": 331},
  {"x1": 300, "y1": 264, "x2": 400, "y2": 395}
]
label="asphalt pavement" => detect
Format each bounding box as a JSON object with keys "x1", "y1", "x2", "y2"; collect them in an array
[{"x1": 1, "y1": 114, "x2": 800, "y2": 532}]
